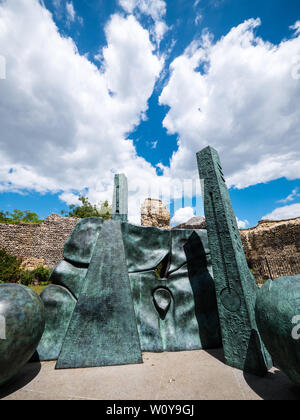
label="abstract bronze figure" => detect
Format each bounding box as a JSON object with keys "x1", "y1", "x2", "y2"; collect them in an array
[
  {"x1": 256, "y1": 275, "x2": 300, "y2": 386},
  {"x1": 0, "y1": 284, "x2": 45, "y2": 386},
  {"x1": 197, "y1": 146, "x2": 272, "y2": 376},
  {"x1": 5, "y1": 150, "x2": 300, "y2": 386}
]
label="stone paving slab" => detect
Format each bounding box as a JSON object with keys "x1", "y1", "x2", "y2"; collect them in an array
[{"x1": 1, "y1": 349, "x2": 299, "y2": 400}]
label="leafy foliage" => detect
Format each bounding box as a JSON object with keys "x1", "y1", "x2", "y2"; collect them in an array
[
  {"x1": 0, "y1": 249, "x2": 22, "y2": 284},
  {"x1": 62, "y1": 196, "x2": 112, "y2": 220},
  {"x1": 0, "y1": 209, "x2": 42, "y2": 224},
  {"x1": 0, "y1": 249, "x2": 51, "y2": 285}
]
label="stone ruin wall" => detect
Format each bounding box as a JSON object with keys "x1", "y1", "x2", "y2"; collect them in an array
[
  {"x1": 0, "y1": 208, "x2": 299, "y2": 280},
  {"x1": 0, "y1": 214, "x2": 78, "y2": 269},
  {"x1": 141, "y1": 198, "x2": 170, "y2": 229},
  {"x1": 240, "y1": 218, "x2": 300, "y2": 281}
]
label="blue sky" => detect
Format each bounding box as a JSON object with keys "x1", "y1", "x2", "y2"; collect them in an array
[{"x1": 0, "y1": 0, "x2": 299, "y2": 227}]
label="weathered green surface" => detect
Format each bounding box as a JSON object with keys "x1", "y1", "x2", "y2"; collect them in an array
[
  {"x1": 63, "y1": 217, "x2": 104, "y2": 265},
  {"x1": 38, "y1": 216, "x2": 220, "y2": 365},
  {"x1": 36, "y1": 219, "x2": 95, "y2": 360},
  {"x1": 197, "y1": 146, "x2": 272, "y2": 376},
  {"x1": 0, "y1": 284, "x2": 45, "y2": 386},
  {"x1": 50, "y1": 260, "x2": 88, "y2": 300},
  {"x1": 37, "y1": 285, "x2": 77, "y2": 361},
  {"x1": 112, "y1": 174, "x2": 128, "y2": 222},
  {"x1": 122, "y1": 223, "x2": 170, "y2": 272},
  {"x1": 256, "y1": 275, "x2": 300, "y2": 386},
  {"x1": 56, "y1": 220, "x2": 142, "y2": 369},
  {"x1": 124, "y1": 223, "x2": 221, "y2": 352}
]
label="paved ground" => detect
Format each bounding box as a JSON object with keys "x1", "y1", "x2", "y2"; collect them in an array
[{"x1": 1, "y1": 349, "x2": 299, "y2": 400}]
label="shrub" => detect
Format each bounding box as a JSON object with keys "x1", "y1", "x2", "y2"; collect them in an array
[
  {"x1": 0, "y1": 249, "x2": 22, "y2": 284},
  {"x1": 19, "y1": 266, "x2": 51, "y2": 286},
  {"x1": 0, "y1": 249, "x2": 51, "y2": 285},
  {"x1": 32, "y1": 266, "x2": 51, "y2": 284},
  {"x1": 61, "y1": 196, "x2": 112, "y2": 220},
  {"x1": 19, "y1": 270, "x2": 34, "y2": 286}
]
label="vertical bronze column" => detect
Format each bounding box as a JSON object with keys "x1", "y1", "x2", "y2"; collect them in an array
[
  {"x1": 197, "y1": 146, "x2": 272, "y2": 376},
  {"x1": 112, "y1": 174, "x2": 128, "y2": 222}
]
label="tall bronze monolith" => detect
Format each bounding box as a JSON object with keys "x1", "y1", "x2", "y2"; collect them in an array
[
  {"x1": 112, "y1": 174, "x2": 128, "y2": 222},
  {"x1": 197, "y1": 146, "x2": 272, "y2": 376},
  {"x1": 56, "y1": 219, "x2": 142, "y2": 369}
]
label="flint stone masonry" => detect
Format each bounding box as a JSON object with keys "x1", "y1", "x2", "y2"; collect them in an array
[
  {"x1": 173, "y1": 216, "x2": 206, "y2": 230},
  {"x1": 173, "y1": 215, "x2": 300, "y2": 280},
  {"x1": 240, "y1": 218, "x2": 300, "y2": 260},
  {"x1": 141, "y1": 198, "x2": 170, "y2": 229},
  {"x1": 0, "y1": 214, "x2": 78, "y2": 268},
  {"x1": 0, "y1": 211, "x2": 299, "y2": 277},
  {"x1": 239, "y1": 217, "x2": 300, "y2": 280}
]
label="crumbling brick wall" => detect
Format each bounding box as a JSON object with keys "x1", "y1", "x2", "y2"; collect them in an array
[
  {"x1": 0, "y1": 212, "x2": 299, "y2": 279},
  {"x1": 240, "y1": 218, "x2": 300, "y2": 280},
  {"x1": 0, "y1": 214, "x2": 78, "y2": 268}
]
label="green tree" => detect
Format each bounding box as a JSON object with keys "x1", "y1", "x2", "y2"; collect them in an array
[
  {"x1": 0, "y1": 209, "x2": 42, "y2": 224},
  {"x1": 62, "y1": 197, "x2": 112, "y2": 220},
  {"x1": 21, "y1": 210, "x2": 41, "y2": 223},
  {"x1": 0, "y1": 249, "x2": 22, "y2": 283},
  {"x1": 0, "y1": 211, "x2": 9, "y2": 223}
]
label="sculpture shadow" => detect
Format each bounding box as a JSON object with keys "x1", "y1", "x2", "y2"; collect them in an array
[
  {"x1": 184, "y1": 232, "x2": 222, "y2": 350},
  {"x1": 243, "y1": 368, "x2": 300, "y2": 400},
  {"x1": 0, "y1": 361, "x2": 41, "y2": 399},
  {"x1": 204, "y1": 347, "x2": 226, "y2": 364}
]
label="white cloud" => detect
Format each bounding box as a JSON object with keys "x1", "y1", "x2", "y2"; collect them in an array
[
  {"x1": 0, "y1": 0, "x2": 168, "y2": 224},
  {"x1": 159, "y1": 19, "x2": 300, "y2": 189},
  {"x1": 119, "y1": 0, "x2": 166, "y2": 20},
  {"x1": 103, "y1": 14, "x2": 163, "y2": 100},
  {"x1": 52, "y1": 0, "x2": 82, "y2": 26},
  {"x1": 66, "y1": 2, "x2": 75, "y2": 23},
  {"x1": 119, "y1": 0, "x2": 169, "y2": 46},
  {"x1": 262, "y1": 203, "x2": 300, "y2": 221},
  {"x1": 171, "y1": 207, "x2": 195, "y2": 226},
  {"x1": 59, "y1": 192, "x2": 81, "y2": 206},
  {"x1": 52, "y1": 0, "x2": 62, "y2": 11},
  {"x1": 290, "y1": 21, "x2": 300, "y2": 36},
  {"x1": 66, "y1": 1, "x2": 83, "y2": 26},
  {"x1": 195, "y1": 14, "x2": 203, "y2": 26},
  {"x1": 236, "y1": 217, "x2": 249, "y2": 229},
  {"x1": 153, "y1": 20, "x2": 169, "y2": 46},
  {"x1": 277, "y1": 188, "x2": 300, "y2": 204}
]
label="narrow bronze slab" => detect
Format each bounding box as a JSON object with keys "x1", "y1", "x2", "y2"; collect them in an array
[
  {"x1": 197, "y1": 146, "x2": 272, "y2": 376},
  {"x1": 56, "y1": 220, "x2": 142, "y2": 369}
]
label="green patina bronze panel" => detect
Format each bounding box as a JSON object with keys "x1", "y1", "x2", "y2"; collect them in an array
[
  {"x1": 197, "y1": 146, "x2": 272, "y2": 376},
  {"x1": 37, "y1": 217, "x2": 221, "y2": 364},
  {"x1": 129, "y1": 271, "x2": 164, "y2": 352},
  {"x1": 256, "y1": 275, "x2": 300, "y2": 387},
  {"x1": 63, "y1": 217, "x2": 104, "y2": 265},
  {"x1": 37, "y1": 285, "x2": 77, "y2": 361},
  {"x1": 125, "y1": 225, "x2": 221, "y2": 352},
  {"x1": 121, "y1": 223, "x2": 170, "y2": 273},
  {"x1": 56, "y1": 220, "x2": 142, "y2": 369},
  {"x1": 0, "y1": 284, "x2": 45, "y2": 386},
  {"x1": 36, "y1": 218, "x2": 97, "y2": 362},
  {"x1": 50, "y1": 260, "x2": 88, "y2": 300}
]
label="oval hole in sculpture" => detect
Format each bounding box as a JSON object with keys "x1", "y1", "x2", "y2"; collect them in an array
[{"x1": 153, "y1": 288, "x2": 172, "y2": 320}]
